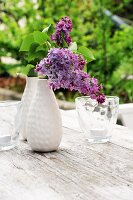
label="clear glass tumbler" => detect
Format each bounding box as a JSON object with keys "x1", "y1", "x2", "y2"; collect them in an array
[
  {"x1": 0, "y1": 101, "x2": 21, "y2": 151},
  {"x1": 76, "y1": 96, "x2": 119, "y2": 143}
]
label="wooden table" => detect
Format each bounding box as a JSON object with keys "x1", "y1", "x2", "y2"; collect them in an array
[{"x1": 0, "y1": 110, "x2": 133, "y2": 200}]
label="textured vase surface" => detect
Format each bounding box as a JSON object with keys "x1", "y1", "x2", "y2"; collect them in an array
[
  {"x1": 26, "y1": 79, "x2": 63, "y2": 152},
  {"x1": 20, "y1": 77, "x2": 38, "y2": 140}
]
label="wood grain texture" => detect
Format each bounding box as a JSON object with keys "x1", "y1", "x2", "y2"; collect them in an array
[{"x1": 0, "y1": 113, "x2": 133, "y2": 200}]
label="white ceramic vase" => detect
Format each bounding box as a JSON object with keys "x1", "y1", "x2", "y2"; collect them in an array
[
  {"x1": 20, "y1": 77, "x2": 38, "y2": 140},
  {"x1": 26, "y1": 79, "x2": 63, "y2": 152}
]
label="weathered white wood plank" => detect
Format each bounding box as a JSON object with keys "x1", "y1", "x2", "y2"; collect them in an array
[
  {"x1": 0, "y1": 126, "x2": 133, "y2": 200},
  {"x1": 0, "y1": 109, "x2": 133, "y2": 200}
]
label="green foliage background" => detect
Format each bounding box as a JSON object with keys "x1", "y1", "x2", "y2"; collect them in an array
[{"x1": 0, "y1": 0, "x2": 133, "y2": 103}]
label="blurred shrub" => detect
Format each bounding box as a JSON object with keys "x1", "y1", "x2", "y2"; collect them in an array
[{"x1": 0, "y1": 0, "x2": 132, "y2": 102}]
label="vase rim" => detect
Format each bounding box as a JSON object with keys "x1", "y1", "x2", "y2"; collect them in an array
[
  {"x1": 27, "y1": 76, "x2": 38, "y2": 79},
  {"x1": 38, "y1": 78, "x2": 48, "y2": 81}
]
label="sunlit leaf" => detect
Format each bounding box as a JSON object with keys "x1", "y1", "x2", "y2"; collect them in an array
[
  {"x1": 20, "y1": 34, "x2": 34, "y2": 51},
  {"x1": 68, "y1": 42, "x2": 77, "y2": 52},
  {"x1": 33, "y1": 31, "x2": 48, "y2": 44},
  {"x1": 42, "y1": 24, "x2": 54, "y2": 35},
  {"x1": 78, "y1": 46, "x2": 95, "y2": 63}
]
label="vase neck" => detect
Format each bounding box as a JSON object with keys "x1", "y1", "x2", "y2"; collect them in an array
[
  {"x1": 37, "y1": 79, "x2": 49, "y2": 90},
  {"x1": 26, "y1": 77, "x2": 38, "y2": 88}
]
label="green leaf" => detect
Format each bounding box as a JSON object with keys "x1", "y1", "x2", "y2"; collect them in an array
[
  {"x1": 42, "y1": 26, "x2": 49, "y2": 33},
  {"x1": 28, "y1": 51, "x2": 45, "y2": 62},
  {"x1": 27, "y1": 52, "x2": 36, "y2": 62},
  {"x1": 68, "y1": 42, "x2": 77, "y2": 52},
  {"x1": 42, "y1": 24, "x2": 54, "y2": 35},
  {"x1": 27, "y1": 67, "x2": 37, "y2": 77},
  {"x1": 36, "y1": 45, "x2": 46, "y2": 52},
  {"x1": 35, "y1": 42, "x2": 50, "y2": 52},
  {"x1": 33, "y1": 31, "x2": 48, "y2": 44},
  {"x1": 30, "y1": 42, "x2": 39, "y2": 51},
  {"x1": 21, "y1": 64, "x2": 37, "y2": 77},
  {"x1": 21, "y1": 64, "x2": 35, "y2": 76},
  {"x1": 47, "y1": 24, "x2": 54, "y2": 35},
  {"x1": 27, "y1": 64, "x2": 35, "y2": 69},
  {"x1": 27, "y1": 43, "x2": 39, "y2": 62},
  {"x1": 20, "y1": 31, "x2": 48, "y2": 52},
  {"x1": 20, "y1": 34, "x2": 34, "y2": 51},
  {"x1": 27, "y1": 42, "x2": 46, "y2": 62},
  {"x1": 78, "y1": 46, "x2": 95, "y2": 63}
]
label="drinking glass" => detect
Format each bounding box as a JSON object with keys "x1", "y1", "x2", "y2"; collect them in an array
[
  {"x1": 76, "y1": 96, "x2": 119, "y2": 143},
  {"x1": 0, "y1": 101, "x2": 21, "y2": 151}
]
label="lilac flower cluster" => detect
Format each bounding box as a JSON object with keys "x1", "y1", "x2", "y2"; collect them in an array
[
  {"x1": 35, "y1": 48, "x2": 105, "y2": 103},
  {"x1": 51, "y1": 16, "x2": 72, "y2": 46}
]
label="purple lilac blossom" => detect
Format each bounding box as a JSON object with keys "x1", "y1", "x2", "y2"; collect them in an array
[
  {"x1": 51, "y1": 16, "x2": 72, "y2": 46},
  {"x1": 35, "y1": 48, "x2": 105, "y2": 103}
]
